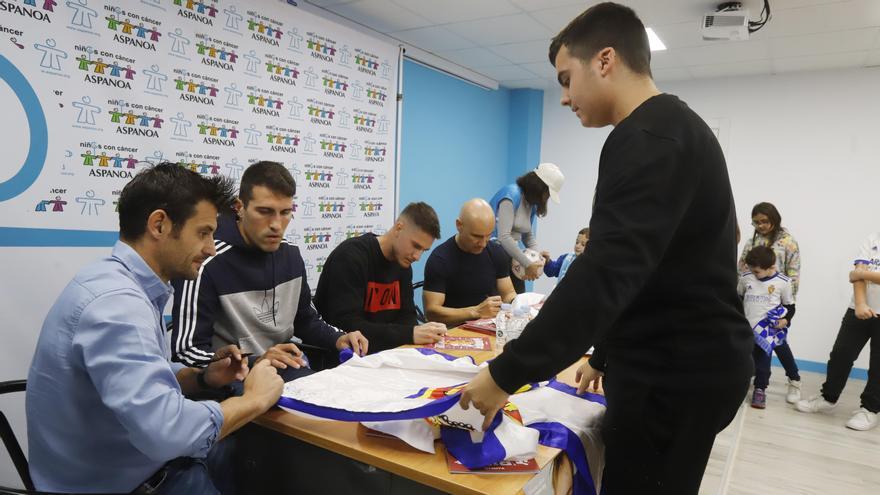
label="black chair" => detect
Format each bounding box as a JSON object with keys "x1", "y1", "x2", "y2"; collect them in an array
[
  {"x1": 0, "y1": 380, "x2": 32, "y2": 491},
  {"x1": 412, "y1": 281, "x2": 427, "y2": 323},
  {"x1": 0, "y1": 380, "x2": 63, "y2": 494}
]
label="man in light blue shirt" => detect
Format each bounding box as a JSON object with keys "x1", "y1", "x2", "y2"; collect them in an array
[{"x1": 26, "y1": 163, "x2": 284, "y2": 494}]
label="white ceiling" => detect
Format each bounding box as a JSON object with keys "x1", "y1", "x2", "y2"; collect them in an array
[{"x1": 305, "y1": 0, "x2": 880, "y2": 89}]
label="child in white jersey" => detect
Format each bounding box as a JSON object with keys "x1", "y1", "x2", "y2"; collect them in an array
[
  {"x1": 738, "y1": 246, "x2": 801, "y2": 409},
  {"x1": 797, "y1": 233, "x2": 880, "y2": 431}
]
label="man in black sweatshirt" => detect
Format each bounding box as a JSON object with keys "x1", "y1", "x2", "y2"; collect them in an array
[
  {"x1": 314, "y1": 202, "x2": 448, "y2": 353},
  {"x1": 459, "y1": 4, "x2": 753, "y2": 494},
  {"x1": 171, "y1": 161, "x2": 368, "y2": 381}
]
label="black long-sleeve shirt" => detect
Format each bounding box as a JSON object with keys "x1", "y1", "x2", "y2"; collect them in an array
[
  {"x1": 490, "y1": 94, "x2": 753, "y2": 393},
  {"x1": 314, "y1": 233, "x2": 418, "y2": 352}
]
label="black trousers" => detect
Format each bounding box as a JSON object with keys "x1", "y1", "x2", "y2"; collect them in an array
[
  {"x1": 821, "y1": 308, "x2": 880, "y2": 413},
  {"x1": 752, "y1": 341, "x2": 800, "y2": 389},
  {"x1": 600, "y1": 363, "x2": 750, "y2": 494}
]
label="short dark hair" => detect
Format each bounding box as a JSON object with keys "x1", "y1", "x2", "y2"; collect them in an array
[
  {"x1": 548, "y1": 2, "x2": 652, "y2": 77},
  {"x1": 578, "y1": 227, "x2": 590, "y2": 237},
  {"x1": 745, "y1": 246, "x2": 776, "y2": 270},
  {"x1": 118, "y1": 162, "x2": 236, "y2": 241},
  {"x1": 516, "y1": 171, "x2": 549, "y2": 217},
  {"x1": 400, "y1": 202, "x2": 441, "y2": 239},
  {"x1": 239, "y1": 161, "x2": 295, "y2": 205},
  {"x1": 751, "y1": 202, "x2": 783, "y2": 243}
]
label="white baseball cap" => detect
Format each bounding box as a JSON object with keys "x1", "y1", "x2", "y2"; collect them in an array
[{"x1": 534, "y1": 162, "x2": 564, "y2": 204}]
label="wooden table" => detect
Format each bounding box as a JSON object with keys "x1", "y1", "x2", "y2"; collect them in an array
[{"x1": 253, "y1": 328, "x2": 594, "y2": 495}]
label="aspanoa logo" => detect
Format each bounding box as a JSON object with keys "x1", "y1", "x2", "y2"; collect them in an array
[
  {"x1": 2, "y1": 0, "x2": 55, "y2": 23},
  {"x1": 308, "y1": 99, "x2": 335, "y2": 127},
  {"x1": 247, "y1": 85, "x2": 284, "y2": 117},
  {"x1": 303, "y1": 228, "x2": 332, "y2": 251},
  {"x1": 174, "y1": 156, "x2": 221, "y2": 176},
  {"x1": 173, "y1": 70, "x2": 219, "y2": 106},
  {"x1": 103, "y1": 5, "x2": 161, "y2": 51},
  {"x1": 175, "y1": 0, "x2": 217, "y2": 25},
  {"x1": 318, "y1": 199, "x2": 345, "y2": 219},
  {"x1": 246, "y1": 11, "x2": 282, "y2": 46},
  {"x1": 355, "y1": 49, "x2": 379, "y2": 75},
  {"x1": 195, "y1": 34, "x2": 238, "y2": 70},
  {"x1": 197, "y1": 115, "x2": 239, "y2": 146},
  {"x1": 364, "y1": 140, "x2": 387, "y2": 163},
  {"x1": 319, "y1": 135, "x2": 346, "y2": 159},
  {"x1": 265, "y1": 56, "x2": 300, "y2": 86},
  {"x1": 264, "y1": 125, "x2": 301, "y2": 154},
  {"x1": 108, "y1": 99, "x2": 163, "y2": 138},
  {"x1": 75, "y1": 47, "x2": 136, "y2": 89},
  {"x1": 321, "y1": 70, "x2": 349, "y2": 97},
  {"x1": 78, "y1": 140, "x2": 139, "y2": 179},
  {"x1": 352, "y1": 173, "x2": 375, "y2": 190},
  {"x1": 307, "y1": 32, "x2": 336, "y2": 62}
]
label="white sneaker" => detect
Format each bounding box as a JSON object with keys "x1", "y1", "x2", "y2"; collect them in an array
[
  {"x1": 786, "y1": 379, "x2": 802, "y2": 404},
  {"x1": 796, "y1": 395, "x2": 836, "y2": 414},
  {"x1": 845, "y1": 408, "x2": 879, "y2": 431}
]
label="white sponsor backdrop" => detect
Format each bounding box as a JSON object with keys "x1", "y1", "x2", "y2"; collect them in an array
[
  {"x1": 0, "y1": 0, "x2": 400, "y2": 484},
  {"x1": 1, "y1": 0, "x2": 400, "y2": 280}
]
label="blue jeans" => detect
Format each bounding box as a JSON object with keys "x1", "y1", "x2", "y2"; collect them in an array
[
  {"x1": 151, "y1": 436, "x2": 235, "y2": 495},
  {"x1": 753, "y1": 341, "x2": 800, "y2": 390}
]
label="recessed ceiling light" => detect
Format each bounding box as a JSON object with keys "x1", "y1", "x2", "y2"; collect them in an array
[{"x1": 646, "y1": 27, "x2": 667, "y2": 51}]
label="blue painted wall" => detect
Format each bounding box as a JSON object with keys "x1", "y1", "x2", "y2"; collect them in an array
[{"x1": 398, "y1": 60, "x2": 545, "y2": 300}]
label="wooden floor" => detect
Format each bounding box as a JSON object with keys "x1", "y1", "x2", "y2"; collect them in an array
[{"x1": 700, "y1": 370, "x2": 880, "y2": 495}]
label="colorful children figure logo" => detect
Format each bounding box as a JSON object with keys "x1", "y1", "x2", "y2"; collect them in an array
[
  {"x1": 247, "y1": 17, "x2": 283, "y2": 39},
  {"x1": 197, "y1": 121, "x2": 239, "y2": 139},
  {"x1": 105, "y1": 15, "x2": 162, "y2": 41},
  {"x1": 266, "y1": 61, "x2": 299, "y2": 79},
  {"x1": 176, "y1": 159, "x2": 221, "y2": 175},
  {"x1": 307, "y1": 38, "x2": 336, "y2": 56},
  {"x1": 111, "y1": 108, "x2": 162, "y2": 128},
  {"x1": 176, "y1": 78, "x2": 220, "y2": 98},
  {"x1": 23, "y1": 0, "x2": 58, "y2": 12},
  {"x1": 307, "y1": 104, "x2": 334, "y2": 120},
  {"x1": 318, "y1": 201, "x2": 344, "y2": 213},
  {"x1": 248, "y1": 92, "x2": 284, "y2": 110},
  {"x1": 355, "y1": 54, "x2": 379, "y2": 71},
  {"x1": 77, "y1": 54, "x2": 136, "y2": 80},
  {"x1": 320, "y1": 139, "x2": 345, "y2": 153},
  {"x1": 359, "y1": 201, "x2": 382, "y2": 212},
  {"x1": 35, "y1": 196, "x2": 67, "y2": 212},
  {"x1": 266, "y1": 132, "x2": 298, "y2": 146},
  {"x1": 322, "y1": 76, "x2": 348, "y2": 92},
  {"x1": 173, "y1": 0, "x2": 217, "y2": 17},
  {"x1": 196, "y1": 42, "x2": 238, "y2": 63}
]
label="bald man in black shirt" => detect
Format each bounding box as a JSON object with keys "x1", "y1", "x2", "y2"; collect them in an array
[{"x1": 423, "y1": 199, "x2": 516, "y2": 327}]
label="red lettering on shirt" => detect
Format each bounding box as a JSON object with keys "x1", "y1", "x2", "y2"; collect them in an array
[{"x1": 364, "y1": 281, "x2": 400, "y2": 313}]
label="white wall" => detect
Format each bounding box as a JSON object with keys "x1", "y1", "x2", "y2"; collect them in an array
[{"x1": 536, "y1": 67, "x2": 880, "y2": 369}]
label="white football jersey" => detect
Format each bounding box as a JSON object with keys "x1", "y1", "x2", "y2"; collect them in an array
[
  {"x1": 850, "y1": 232, "x2": 880, "y2": 312},
  {"x1": 738, "y1": 272, "x2": 794, "y2": 328}
]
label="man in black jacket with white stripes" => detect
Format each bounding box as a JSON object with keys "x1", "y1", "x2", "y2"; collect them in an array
[{"x1": 171, "y1": 161, "x2": 367, "y2": 381}]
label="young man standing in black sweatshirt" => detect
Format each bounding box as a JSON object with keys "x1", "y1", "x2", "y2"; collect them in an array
[
  {"x1": 314, "y1": 202, "x2": 447, "y2": 353},
  {"x1": 459, "y1": 4, "x2": 753, "y2": 494}
]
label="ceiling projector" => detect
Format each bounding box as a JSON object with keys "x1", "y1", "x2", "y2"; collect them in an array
[{"x1": 702, "y1": 2, "x2": 751, "y2": 41}]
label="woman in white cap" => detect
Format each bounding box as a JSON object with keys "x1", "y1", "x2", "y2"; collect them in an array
[{"x1": 489, "y1": 163, "x2": 564, "y2": 293}]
